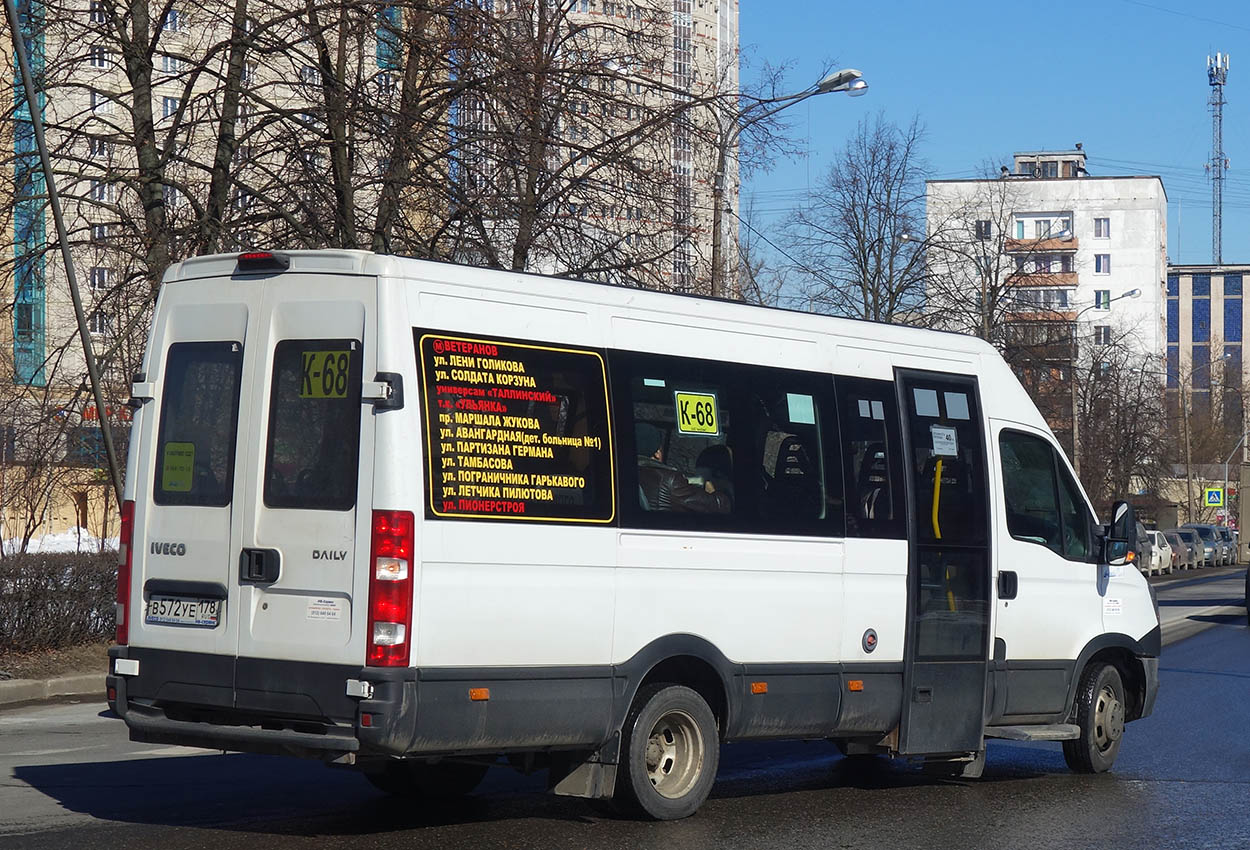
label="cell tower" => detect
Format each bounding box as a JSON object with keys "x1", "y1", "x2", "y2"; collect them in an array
[{"x1": 1208, "y1": 52, "x2": 1230, "y2": 264}]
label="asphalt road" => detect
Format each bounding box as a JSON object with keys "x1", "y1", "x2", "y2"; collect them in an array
[{"x1": 0, "y1": 570, "x2": 1246, "y2": 850}]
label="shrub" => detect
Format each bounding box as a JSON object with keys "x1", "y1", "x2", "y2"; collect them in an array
[{"x1": 0, "y1": 553, "x2": 116, "y2": 653}]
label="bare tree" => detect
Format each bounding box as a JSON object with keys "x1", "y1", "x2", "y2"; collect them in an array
[{"x1": 781, "y1": 114, "x2": 929, "y2": 322}]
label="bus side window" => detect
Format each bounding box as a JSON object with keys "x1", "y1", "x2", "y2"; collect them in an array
[
  {"x1": 835, "y1": 377, "x2": 905, "y2": 539},
  {"x1": 611, "y1": 351, "x2": 843, "y2": 536}
]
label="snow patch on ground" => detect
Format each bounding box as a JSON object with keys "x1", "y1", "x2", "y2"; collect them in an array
[{"x1": 2, "y1": 527, "x2": 118, "y2": 555}]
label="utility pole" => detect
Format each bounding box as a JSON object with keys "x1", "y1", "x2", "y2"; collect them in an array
[{"x1": 1208, "y1": 52, "x2": 1230, "y2": 264}]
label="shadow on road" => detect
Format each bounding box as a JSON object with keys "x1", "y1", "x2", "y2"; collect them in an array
[{"x1": 12, "y1": 739, "x2": 1060, "y2": 836}]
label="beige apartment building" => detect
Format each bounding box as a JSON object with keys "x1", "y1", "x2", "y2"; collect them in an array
[{"x1": 3, "y1": 0, "x2": 739, "y2": 543}]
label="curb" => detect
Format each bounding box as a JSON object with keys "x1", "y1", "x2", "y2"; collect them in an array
[{"x1": 0, "y1": 673, "x2": 105, "y2": 707}]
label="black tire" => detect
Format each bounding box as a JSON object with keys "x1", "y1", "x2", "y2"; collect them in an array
[
  {"x1": 1062, "y1": 662, "x2": 1126, "y2": 773},
  {"x1": 362, "y1": 760, "x2": 489, "y2": 799},
  {"x1": 615, "y1": 684, "x2": 719, "y2": 820}
]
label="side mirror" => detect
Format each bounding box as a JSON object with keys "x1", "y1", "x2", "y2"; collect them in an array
[{"x1": 1104, "y1": 500, "x2": 1137, "y2": 566}]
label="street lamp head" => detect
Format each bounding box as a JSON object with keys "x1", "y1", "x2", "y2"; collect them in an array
[
  {"x1": 846, "y1": 79, "x2": 870, "y2": 97},
  {"x1": 1124, "y1": 288, "x2": 1142, "y2": 299},
  {"x1": 817, "y1": 68, "x2": 864, "y2": 93}
]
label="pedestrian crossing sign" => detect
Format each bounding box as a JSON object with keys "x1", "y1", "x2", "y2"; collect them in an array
[{"x1": 1204, "y1": 487, "x2": 1224, "y2": 507}]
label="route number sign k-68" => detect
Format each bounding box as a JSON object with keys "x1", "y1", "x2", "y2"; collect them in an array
[{"x1": 674, "y1": 391, "x2": 719, "y2": 436}]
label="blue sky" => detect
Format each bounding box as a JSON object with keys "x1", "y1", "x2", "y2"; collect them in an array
[{"x1": 740, "y1": 0, "x2": 1250, "y2": 266}]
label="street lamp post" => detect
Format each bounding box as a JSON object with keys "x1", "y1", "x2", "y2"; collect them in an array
[
  {"x1": 710, "y1": 68, "x2": 867, "y2": 298},
  {"x1": 1070, "y1": 288, "x2": 1141, "y2": 481}
]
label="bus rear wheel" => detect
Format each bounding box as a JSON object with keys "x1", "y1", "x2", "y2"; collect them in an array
[
  {"x1": 616, "y1": 684, "x2": 719, "y2": 820},
  {"x1": 1062, "y1": 662, "x2": 1125, "y2": 773}
]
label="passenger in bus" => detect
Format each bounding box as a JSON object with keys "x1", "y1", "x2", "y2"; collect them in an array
[
  {"x1": 635, "y1": 423, "x2": 731, "y2": 514},
  {"x1": 695, "y1": 444, "x2": 734, "y2": 503}
]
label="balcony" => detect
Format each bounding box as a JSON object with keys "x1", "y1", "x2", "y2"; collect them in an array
[
  {"x1": 1004, "y1": 236, "x2": 1079, "y2": 253},
  {"x1": 1010, "y1": 272, "x2": 1079, "y2": 287}
]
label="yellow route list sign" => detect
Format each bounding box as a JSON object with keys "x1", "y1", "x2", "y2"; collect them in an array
[
  {"x1": 162, "y1": 442, "x2": 195, "y2": 492},
  {"x1": 674, "y1": 391, "x2": 719, "y2": 436}
]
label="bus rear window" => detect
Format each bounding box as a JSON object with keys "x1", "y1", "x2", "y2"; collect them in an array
[
  {"x1": 154, "y1": 341, "x2": 243, "y2": 507},
  {"x1": 263, "y1": 339, "x2": 363, "y2": 511}
]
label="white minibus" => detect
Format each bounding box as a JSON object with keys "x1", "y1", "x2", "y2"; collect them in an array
[{"x1": 108, "y1": 250, "x2": 1159, "y2": 820}]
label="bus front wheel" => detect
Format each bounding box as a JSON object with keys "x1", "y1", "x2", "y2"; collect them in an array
[
  {"x1": 1062, "y1": 662, "x2": 1125, "y2": 773},
  {"x1": 616, "y1": 684, "x2": 719, "y2": 820}
]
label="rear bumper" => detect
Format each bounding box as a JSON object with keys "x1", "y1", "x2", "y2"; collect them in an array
[
  {"x1": 107, "y1": 646, "x2": 612, "y2": 762},
  {"x1": 108, "y1": 645, "x2": 370, "y2": 761}
]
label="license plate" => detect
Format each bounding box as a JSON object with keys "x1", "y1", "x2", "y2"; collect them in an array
[{"x1": 145, "y1": 595, "x2": 221, "y2": 628}]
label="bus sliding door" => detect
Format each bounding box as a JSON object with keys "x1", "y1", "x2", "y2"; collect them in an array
[{"x1": 896, "y1": 370, "x2": 991, "y2": 756}]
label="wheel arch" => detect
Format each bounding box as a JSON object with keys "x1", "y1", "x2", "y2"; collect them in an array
[
  {"x1": 611, "y1": 634, "x2": 739, "y2": 745},
  {"x1": 1066, "y1": 629, "x2": 1159, "y2": 723}
]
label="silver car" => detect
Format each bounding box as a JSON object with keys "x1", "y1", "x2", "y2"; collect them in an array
[{"x1": 1182, "y1": 523, "x2": 1220, "y2": 566}]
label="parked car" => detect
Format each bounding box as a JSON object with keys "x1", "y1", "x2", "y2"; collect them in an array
[
  {"x1": 1134, "y1": 521, "x2": 1154, "y2": 574},
  {"x1": 1182, "y1": 523, "x2": 1220, "y2": 566},
  {"x1": 1147, "y1": 530, "x2": 1174, "y2": 575},
  {"x1": 1169, "y1": 527, "x2": 1204, "y2": 569},
  {"x1": 1216, "y1": 526, "x2": 1238, "y2": 565},
  {"x1": 1164, "y1": 530, "x2": 1196, "y2": 571}
]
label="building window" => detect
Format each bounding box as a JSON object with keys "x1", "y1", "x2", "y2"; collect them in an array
[
  {"x1": 162, "y1": 96, "x2": 180, "y2": 119},
  {"x1": 89, "y1": 89, "x2": 112, "y2": 113},
  {"x1": 1094, "y1": 254, "x2": 1111, "y2": 274},
  {"x1": 1039, "y1": 160, "x2": 1058, "y2": 178},
  {"x1": 88, "y1": 310, "x2": 112, "y2": 336},
  {"x1": 1225, "y1": 274, "x2": 1243, "y2": 296},
  {"x1": 299, "y1": 64, "x2": 318, "y2": 84},
  {"x1": 1167, "y1": 299, "x2": 1179, "y2": 343},
  {"x1": 1094, "y1": 325, "x2": 1111, "y2": 345},
  {"x1": 1094, "y1": 290, "x2": 1111, "y2": 310},
  {"x1": 89, "y1": 266, "x2": 111, "y2": 293},
  {"x1": 1193, "y1": 345, "x2": 1210, "y2": 389},
  {"x1": 15, "y1": 304, "x2": 34, "y2": 341},
  {"x1": 162, "y1": 54, "x2": 183, "y2": 73},
  {"x1": 1193, "y1": 298, "x2": 1211, "y2": 343},
  {"x1": 88, "y1": 45, "x2": 110, "y2": 68},
  {"x1": 1035, "y1": 219, "x2": 1052, "y2": 239},
  {"x1": 89, "y1": 180, "x2": 113, "y2": 202},
  {"x1": 88, "y1": 137, "x2": 110, "y2": 158},
  {"x1": 1015, "y1": 220, "x2": 1024, "y2": 239},
  {"x1": 89, "y1": 1, "x2": 106, "y2": 23},
  {"x1": 161, "y1": 8, "x2": 180, "y2": 32},
  {"x1": 1059, "y1": 254, "x2": 1073, "y2": 273},
  {"x1": 1225, "y1": 298, "x2": 1243, "y2": 343},
  {"x1": 91, "y1": 223, "x2": 111, "y2": 242},
  {"x1": 1094, "y1": 217, "x2": 1110, "y2": 238},
  {"x1": 1193, "y1": 274, "x2": 1211, "y2": 296},
  {"x1": 975, "y1": 220, "x2": 990, "y2": 240}
]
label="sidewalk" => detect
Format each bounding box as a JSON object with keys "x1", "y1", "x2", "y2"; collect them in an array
[{"x1": 0, "y1": 672, "x2": 105, "y2": 707}]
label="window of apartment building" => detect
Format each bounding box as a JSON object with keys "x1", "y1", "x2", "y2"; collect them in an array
[
  {"x1": 242, "y1": 62, "x2": 256, "y2": 84},
  {"x1": 377, "y1": 73, "x2": 396, "y2": 96},
  {"x1": 1094, "y1": 325, "x2": 1111, "y2": 345},
  {"x1": 975, "y1": 220, "x2": 990, "y2": 240},
  {"x1": 1034, "y1": 257, "x2": 1052, "y2": 274},
  {"x1": 1094, "y1": 289, "x2": 1111, "y2": 310},
  {"x1": 166, "y1": 185, "x2": 183, "y2": 209},
  {"x1": 88, "y1": 310, "x2": 112, "y2": 336},
  {"x1": 88, "y1": 137, "x2": 110, "y2": 158},
  {"x1": 1193, "y1": 298, "x2": 1211, "y2": 343},
  {"x1": 1094, "y1": 217, "x2": 1110, "y2": 238},
  {"x1": 1193, "y1": 274, "x2": 1211, "y2": 296},
  {"x1": 88, "y1": 45, "x2": 110, "y2": 68},
  {"x1": 1094, "y1": 254, "x2": 1111, "y2": 274},
  {"x1": 299, "y1": 64, "x2": 319, "y2": 84},
  {"x1": 89, "y1": 89, "x2": 113, "y2": 114},
  {"x1": 89, "y1": 1, "x2": 106, "y2": 24},
  {"x1": 91, "y1": 223, "x2": 111, "y2": 242},
  {"x1": 162, "y1": 97, "x2": 180, "y2": 119},
  {"x1": 162, "y1": 55, "x2": 183, "y2": 74},
  {"x1": 234, "y1": 189, "x2": 252, "y2": 210},
  {"x1": 161, "y1": 8, "x2": 181, "y2": 32},
  {"x1": 1014, "y1": 288, "x2": 1070, "y2": 309},
  {"x1": 90, "y1": 180, "x2": 113, "y2": 203},
  {"x1": 89, "y1": 267, "x2": 112, "y2": 294},
  {"x1": 1039, "y1": 161, "x2": 1058, "y2": 178},
  {"x1": 15, "y1": 304, "x2": 34, "y2": 341}
]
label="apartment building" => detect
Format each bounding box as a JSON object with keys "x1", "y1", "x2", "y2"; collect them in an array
[
  {"x1": 926, "y1": 147, "x2": 1167, "y2": 364},
  {"x1": 3, "y1": 0, "x2": 738, "y2": 540},
  {"x1": 1164, "y1": 265, "x2": 1250, "y2": 423}
]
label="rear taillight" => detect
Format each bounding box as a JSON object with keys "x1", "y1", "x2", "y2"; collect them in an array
[
  {"x1": 367, "y1": 510, "x2": 414, "y2": 667},
  {"x1": 116, "y1": 499, "x2": 135, "y2": 645}
]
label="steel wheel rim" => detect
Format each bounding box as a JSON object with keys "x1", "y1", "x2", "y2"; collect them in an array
[
  {"x1": 644, "y1": 708, "x2": 704, "y2": 799},
  {"x1": 1093, "y1": 683, "x2": 1125, "y2": 752}
]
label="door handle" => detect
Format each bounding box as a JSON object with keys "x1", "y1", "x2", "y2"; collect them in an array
[
  {"x1": 998, "y1": 570, "x2": 1018, "y2": 600},
  {"x1": 240, "y1": 548, "x2": 281, "y2": 584}
]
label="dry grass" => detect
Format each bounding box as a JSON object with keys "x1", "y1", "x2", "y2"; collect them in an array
[{"x1": 0, "y1": 642, "x2": 111, "y2": 681}]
